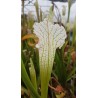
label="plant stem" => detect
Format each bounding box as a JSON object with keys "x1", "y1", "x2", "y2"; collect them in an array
[
  {"x1": 67, "y1": 0, "x2": 71, "y2": 23},
  {"x1": 22, "y1": 0, "x2": 25, "y2": 27}
]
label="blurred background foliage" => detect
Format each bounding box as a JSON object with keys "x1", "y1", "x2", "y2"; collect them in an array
[{"x1": 21, "y1": 0, "x2": 76, "y2": 98}]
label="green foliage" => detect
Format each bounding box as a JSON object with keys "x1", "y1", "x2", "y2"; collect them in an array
[
  {"x1": 29, "y1": 58, "x2": 37, "y2": 91},
  {"x1": 21, "y1": 59, "x2": 40, "y2": 98}
]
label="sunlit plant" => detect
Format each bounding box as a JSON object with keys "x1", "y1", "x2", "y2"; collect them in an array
[{"x1": 33, "y1": 18, "x2": 67, "y2": 98}]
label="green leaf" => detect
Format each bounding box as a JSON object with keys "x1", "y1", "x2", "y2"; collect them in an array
[
  {"x1": 66, "y1": 64, "x2": 76, "y2": 82},
  {"x1": 29, "y1": 58, "x2": 37, "y2": 91},
  {"x1": 34, "y1": 0, "x2": 40, "y2": 22},
  {"x1": 21, "y1": 59, "x2": 40, "y2": 98},
  {"x1": 72, "y1": 19, "x2": 76, "y2": 46},
  {"x1": 55, "y1": 52, "x2": 66, "y2": 86}
]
